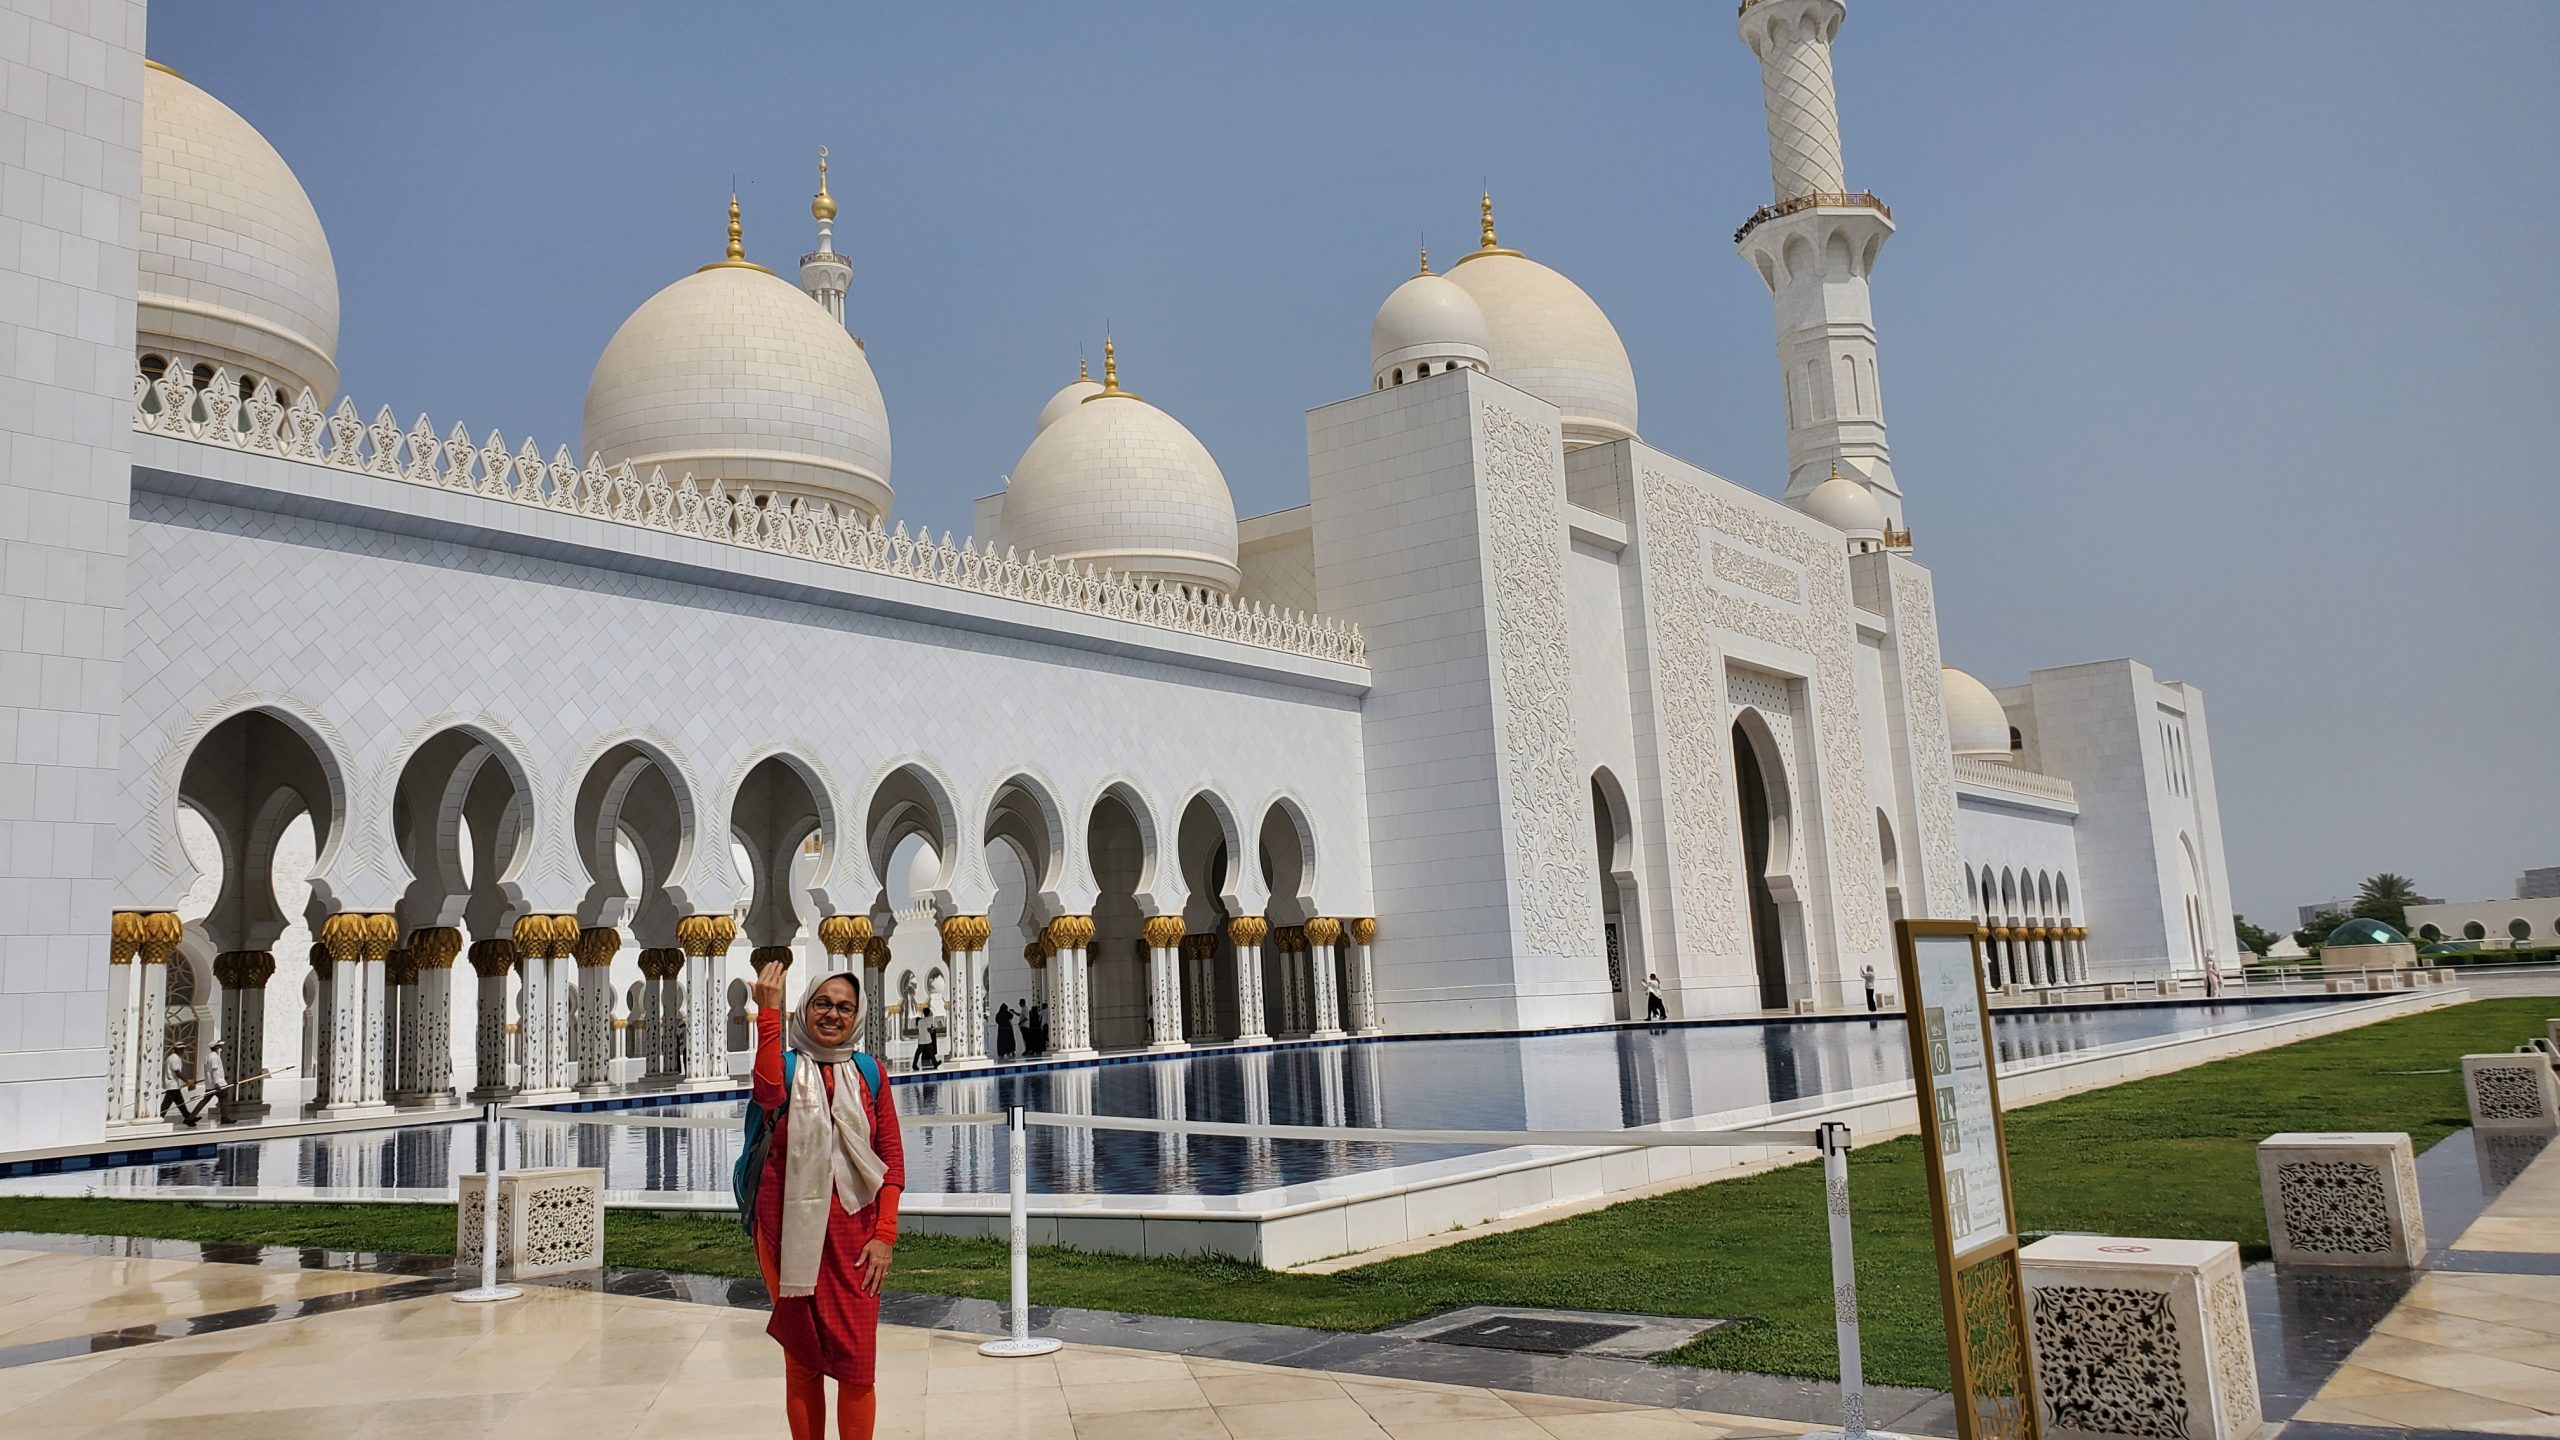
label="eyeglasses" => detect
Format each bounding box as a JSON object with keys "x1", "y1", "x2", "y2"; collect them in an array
[{"x1": 805, "y1": 999, "x2": 860, "y2": 1018}]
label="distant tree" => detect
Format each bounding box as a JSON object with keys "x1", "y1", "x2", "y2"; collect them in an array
[
  {"x1": 2352, "y1": 872, "x2": 2422, "y2": 933},
  {"x1": 2294, "y1": 909, "x2": 2352, "y2": 953},
  {"x1": 2234, "y1": 915, "x2": 2279, "y2": 956}
]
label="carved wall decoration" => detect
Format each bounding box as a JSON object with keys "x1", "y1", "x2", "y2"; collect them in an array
[
  {"x1": 1888, "y1": 566, "x2": 1969, "y2": 916},
  {"x1": 2272, "y1": 1159, "x2": 2394, "y2": 1256},
  {"x1": 2029, "y1": 1284, "x2": 2189, "y2": 1440},
  {"x1": 132, "y1": 360, "x2": 1363, "y2": 666},
  {"x1": 1638, "y1": 466, "x2": 1886, "y2": 957},
  {"x1": 2473, "y1": 1064, "x2": 2547, "y2": 1121},
  {"x1": 1711, "y1": 541, "x2": 1804, "y2": 608},
  {"x1": 2205, "y1": 1270, "x2": 2261, "y2": 1439},
  {"x1": 1480, "y1": 405, "x2": 1604, "y2": 962}
]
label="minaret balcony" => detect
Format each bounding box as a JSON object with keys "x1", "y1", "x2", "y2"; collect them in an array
[{"x1": 1733, "y1": 189, "x2": 1890, "y2": 245}]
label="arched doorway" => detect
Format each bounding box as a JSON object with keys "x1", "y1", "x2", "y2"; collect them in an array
[
  {"x1": 1731, "y1": 719, "x2": 1792, "y2": 1010},
  {"x1": 1590, "y1": 769, "x2": 1643, "y2": 1020}
]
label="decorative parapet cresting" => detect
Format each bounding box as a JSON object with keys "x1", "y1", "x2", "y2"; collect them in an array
[
  {"x1": 1951, "y1": 756, "x2": 2077, "y2": 805},
  {"x1": 131, "y1": 359, "x2": 1366, "y2": 668}
]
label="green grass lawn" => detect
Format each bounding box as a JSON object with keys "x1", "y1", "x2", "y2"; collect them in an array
[{"x1": 3, "y1": 997, "x2": 2538, "y2": 1389}]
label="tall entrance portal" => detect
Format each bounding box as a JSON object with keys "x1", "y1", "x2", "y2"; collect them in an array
[{"x1": 1732, "y1": 722, "x2": 1790, "y2": 1010}]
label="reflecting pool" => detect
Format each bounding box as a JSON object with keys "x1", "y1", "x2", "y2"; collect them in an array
[{"x1": 8, "y1": 998, "x2": 2348, "y2": 1202}]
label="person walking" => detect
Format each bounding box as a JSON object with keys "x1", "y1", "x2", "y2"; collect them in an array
[
  {"x1": 748, "y1": 959, "x2": 905, "y2": 1440},
  {"x1": 1862, "y1": 963, "x2": 1879, "y2": 1014},
  {"x1": 158, "y1": 1048, "x2": 193, "y2": 1127},
  {"x1": 186, "y1": 1041, "x2": 232, "y2": 1125},
  {"x1": 995, "y1": 1000, "x2": 1016, "y2": 1061},
  {"x1": 910, "y1": 1005, "x2": 939, "y2": 1071},
  {"x1": 1644, "y1": 973, "x2": 1666, "y2": 1022}
]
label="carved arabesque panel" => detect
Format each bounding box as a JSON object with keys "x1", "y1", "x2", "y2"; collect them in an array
[
  {"x1": 1889, "y1": 566, "x2": 1968, "y2": 916},
  {"x1": 2030, "y1": 1283, "x2": 2188, "y2": 1440},
  {"x1": 2273, "y1": 1159, "x2": 2393, "y2": 1256}
]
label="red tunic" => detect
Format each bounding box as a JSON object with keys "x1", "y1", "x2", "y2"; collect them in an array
[{"x1": 753, "y1": 1006, "x2": 905, "y2": 1384}]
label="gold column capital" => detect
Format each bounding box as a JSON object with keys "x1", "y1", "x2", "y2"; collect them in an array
[
  {"x1": 307, "y1": 939, "x2": 333, "y2": 979},
  {"x1": 1024, "y1": 941, "x2": 1047, "y2": 968},
  {"x1": 1272, "y1": 925, "x2": 1307, "y2": 954},
  {"x1": 511, "y1": 913, "x2": 576, "y2": 960},
  {"x1": 749, "y1": 943, "x2": 795, "y2": 971},
  {"x1": 213, "y1": 950, "x2": 276, "y2": 987},
  {"x1": 675, "y1": 914, "x2": 738, "y2": 957},
  {"x1": 133, "y1": 911, "x2": 184, "y2": 965},
  {"x1": 575, "y1": 926, "x2": 621, "y2": 967},
  {"x1": 411, "y1": 926, "x2": 463, "y2": 969},
  {"x1": 939, "y1": 914, "x2": 991, "y2": 951},
  {"x1": 1303, "y1": 917, "x2": 1343, "y2": 947},
  {"x1": 1226, "y1": 915, "x2": 1268, "y2": 946},
  {"x1": 320, "y1": 911, "x2": 395, "y2": 964},
  {"x1": 1349, "y1": 917, "x2": 1378, "y2": 946},
  {"x1": 467, "y1": 938, "x2": 518, "y2": 978},
  {"x1": 818, "y1": 913, "x2": 872, "y2": 957},
  {"x1": 638, "y1": 945, "x2": 684, "y2": 979},
  {"x1": 1142, "y1": 915, "x2": 1187, "y2": 949},
  {"x1": 861, "y1": 935, "x2": 891, "y2": 967},
  {"x1": 385, "y1": 945, "x2": 420, "y2": 986},
  {"x1": 1044, "y1": 915, "x2": 1095, "y2": 949},
  {"x1": 108, "y1": 910, "x2": 144, "y2": 964}
]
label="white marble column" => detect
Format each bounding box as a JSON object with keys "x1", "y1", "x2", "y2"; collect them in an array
[
  {"x1": 386, "y1": 942, "x2": 421, "y2": 1104},
  {"x1": 466, "y1": 938, "x2": 515, "y2": 1100},
  {"x1": 574, "y1": 926, "x2": 619, "y2": 1094},
  {"x1": 1274, "y1": 926, "x2": 1304, "y2": 1035},
  {"x1": 318, "y1": 912, "x2": 397, "y2": 1116},
  {"x1": 1305, "y1": 918, "x2": 1345, "y2": 1038},
  {"x1": 104, "y1": 914, "x2": 143, "y2": 1124},
  {"x1": 508, "y1": 915, "x2": 571, "y2": 1097},
  {"x1": 1048, "y1": 916, "x2": 1096, "y2": 1058},
  {"x1": 129, "y1": 913, "x2": 181, "y2": 1125},
  {"x1": 862, "y1": 936, "x2": 891, "y2": 1061},
  {"x1": 938, "y1": 916, "x2": 991, "y2": 1069},
  {"x1": 213, "y1": 950, "x2": 275, "y2": 1118},
  {"x1": 1184, "y1": 935, "x2": 1217, "y2": 1041},
  {"x1": 1229, "y1": 917, "x2": 1270, "y2": 1044},
  {"x1": 1349, "y1": 917, "x2": 1381, "y2": 1034},
  {"x1": 676, "y1": 915, "x2": 738, "y2": 1084},
  {"x1": 816, "y1": 914, "x2": 872, "y2": 1057},
  {"x1": 1143, "y1": 916, "x2": 1188, "y2": 1052}
]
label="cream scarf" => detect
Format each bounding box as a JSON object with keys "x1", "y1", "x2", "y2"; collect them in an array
[{"x1": 777, "y1": 968, "x2": 887, "y2": 1298}]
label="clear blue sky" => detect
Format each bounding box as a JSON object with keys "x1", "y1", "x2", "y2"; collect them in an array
[{"x1": 154, "y1": 2, "x2": 2557, "y2": 930}]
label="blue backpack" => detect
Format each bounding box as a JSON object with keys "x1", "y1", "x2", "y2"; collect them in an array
[{"x1": 734, "y1": 1049, "x2": 881, "y2": 1237}]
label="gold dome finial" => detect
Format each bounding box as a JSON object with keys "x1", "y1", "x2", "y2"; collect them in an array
[
  {"x1": 1082, "y1": 331, "x2": 1143, "y2": 403},
  {"x1": 812, "y1": 146, "x2": 836, "y2": 222},
  {"x1": 1418, "y1": 241, "x2": 1430, "y2": 276},
  {"x1": 1078, "y1": 353, "x2": 1090, "y2": 382},
  {"x1": 1456, "y1": 189, "x2": 1521, "y2": 265},
  {"x1": 726, "y1": 194, "x2": 745, "y2": 261}
]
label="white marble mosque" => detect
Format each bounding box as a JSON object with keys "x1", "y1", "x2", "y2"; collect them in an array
[{"x1": 0, "y1": 0, "x2": 2236, "y2": 1151}]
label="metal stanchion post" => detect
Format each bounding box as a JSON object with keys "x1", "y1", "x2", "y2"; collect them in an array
[
  {"x1": 454, "y1": 1100, "x2": 522, "y2": 1304},
  {"x1": 1809, "y1": 1120, "x2": 1896, "y2": 1440},
  {"x1": 979, "y1": 1104, "x2": 1060, "y2": 1357}
]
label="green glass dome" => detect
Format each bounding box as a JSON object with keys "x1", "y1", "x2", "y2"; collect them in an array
[{"x1": 2325, "y1": 917, "x2": 2408, "y2": 948}]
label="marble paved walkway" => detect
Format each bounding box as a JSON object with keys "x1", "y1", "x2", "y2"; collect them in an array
[
  {"x1": 2292, "y1": 1139, "x2": 2560, "y2": 1434},
  {"x1": 0, "y1": 1247, "x2": 1854, "y2": 1439}
]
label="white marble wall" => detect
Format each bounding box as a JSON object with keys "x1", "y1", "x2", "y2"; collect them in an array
[{"x1": 0, "y1": 0, "x2": 144, "y2": 1150}]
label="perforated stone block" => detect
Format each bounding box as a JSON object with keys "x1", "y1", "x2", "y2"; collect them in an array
[
  {"x1": 2465, "y1": 1054, "x2": 2560, "y2": 1135},
  {"x1": 2103, "y1": 984, "x2": 2131, "y2": 1001},
  {"x1": 2156, "y1": 978, "x2": 2179, "y2": 997},
  {"x1": 2256, "y1": 1132, "x2": 2423, "y2": 1268},
  {"x1": 2020, "y1": 1235, "x2": 2262, "y2": 1440},
  {"x1": 457, "y1": 1165, "x2": 604, "y2": 1278}
]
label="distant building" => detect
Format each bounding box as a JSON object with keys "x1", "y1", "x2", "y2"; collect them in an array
[
  {"x1": 2408, "y1": 899, "x2": 2560, "y2": 948},
  {"x1": 2521, "y1": 868, "x2": 2560, "y2": 901},
  {"x1": 2298, "y1": 899, "x2": 2359, "y2": 929}
]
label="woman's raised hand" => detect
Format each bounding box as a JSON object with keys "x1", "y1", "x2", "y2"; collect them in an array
[{"x1": 752, "y1": 960, "x2": 789, "y2": 1012}]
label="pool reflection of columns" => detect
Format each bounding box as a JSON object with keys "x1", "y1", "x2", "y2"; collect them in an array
[
  {"x1": 467, "y1": 938, "x2": 515, "y2": 1100},
  {"x1": 1046, "y1": 916, "x2": 1096, "y2": 1058},
  {"x1": 675, "y1": 914, "x2": 737, "y2": 1083},
  {"x1": 319, "y1": 911, "x2": 398, "y2": 1116},
  {"x1": 939, "y1": 915, "x2": 992, "y2": 1069},
  {"x1": 212, "y1": 949, "x2": 275, "y2": 1119},
  {"x1": 1347, "y1": 917, "x2": 1380, "y2": 1035},
  {"x1": 1055, "y1": 1064, "x2": 1097, "y2": 1190},
  {"x1": 1315, "y1": 1043, "x2": 1349, "y2": 1167},
  {"x1": 1228, "y1": 917, "x2": 1270, "y2": 1043},
  {"x1": 1142, "y1": 915, "x2": 1188, "y2": 1051},
  {"x1": 1304, "y1": 918, "x2": 1344, "y2": 1038},
  {"x1": 1239, "y1": 1047, "x2": 1275, "y2": 1180},
  {"x1": 1154, "y1": 1059, "x2": 1191, "y2": 1187}
]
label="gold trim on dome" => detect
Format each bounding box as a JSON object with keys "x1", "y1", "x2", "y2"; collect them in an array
[
  {"x1": 697, "y1": 194, "x2": 774, "y2": 275},
  {"x1": 1082, "y1": 333, "x2": 1144, "y2": 403},
  {"x1": 145, "y1": 59, "x2": 184, "y2": 79},
  {"x1": 1454, "y1": 190, "x2": 1522, "y2": 265}
]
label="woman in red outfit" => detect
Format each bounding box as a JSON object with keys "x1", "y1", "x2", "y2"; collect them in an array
[{"x1": 750, "y1": 959, "x2": 904, "y2": 1440}]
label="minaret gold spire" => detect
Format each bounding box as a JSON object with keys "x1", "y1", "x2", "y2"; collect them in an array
[
  {"x1": 1083, "y1": 332, "x2": 1142, "y2": 403},
  {"x1": 1078, "y1": 354, "x2": 1090, "y2": 381},
  {"x1": 812, "y1": 146, "x2": 836, "y2": 222},
  {"x1": 1418, "y1": 242, "x2": 1430, "y2": 276},
  {"x1": 1455, "y1": 189, "x2": 1521, "y2": 265}
]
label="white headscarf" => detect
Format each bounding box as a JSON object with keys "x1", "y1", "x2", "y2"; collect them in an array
[{"x1": 776, "y1": 966, "x2": 887, "y2": 1297}]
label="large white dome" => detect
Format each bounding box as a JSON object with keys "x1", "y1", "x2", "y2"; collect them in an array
[
  {"x1": 138, "y1": 61, "x2": 340, "y2": 402},
  {"x1": 1441, "y1": 198, "x2": 1637, "y2": 447},
  {"x1": 582, "y1": 230, "x2": 892, "y2": 523},
  {"x1": 1798, "y1": 464, "x2": 1886, "y2": 544},
  {"x1": 1942, "y1": 667, "x2": 2013, "y2": 759},
  {"x1": 1371, "y1": 264, "x2": 1489, "y2": 387},
  {"x1": 1002, "y1": 346, "x2": 1239, "y2": 595},
  {"x1": 1034, "y1": 370, "x2": 1104, "y2": 433}
]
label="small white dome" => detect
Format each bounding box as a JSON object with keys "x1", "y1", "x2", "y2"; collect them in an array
[
  {"x1": 1035, "y1": 374, "x2": 1104, "y2": 433},
  {"x1": 1942, "y1": 667, "x2": 2012, "y2": 758},
  {"x1": 1003, "y1": 350, "x2": 1239, "y2": 595},
  {"x1": 139, "y1": 61, "x2": 340, "y2": 402},
  {"x1": 582, "y1": 254, "x2": 892, "y2": 523},
  {"x1": 1799, "y1": 467, "x2": 1886, "y2": 541},
  {"x1": 1371, "y1": 268, "x2": 1490, "y2": 386},
  {"x1": 1441, "y1": 202, "x2": 1636, "y2": 447}
]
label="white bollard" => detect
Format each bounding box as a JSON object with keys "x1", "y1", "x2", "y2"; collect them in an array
[
  {"x1": 454, "y1": 1101, "x2": 522, "y2": 1303},
  {"x1": 979, "y1": 1105, "x2": 1061, "y2": 1357},
  {"x1": 1808, "y1": 1122, "x2": 1898, "y2": 1440}
]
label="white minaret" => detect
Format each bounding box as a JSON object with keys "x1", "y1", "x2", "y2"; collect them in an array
[
  {"x1": 799, "y1": 145, "x2": 850, "y2": 325},
  {"x1": 1736, "y1": 0, "x2": 1902, "y2": 533}
]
